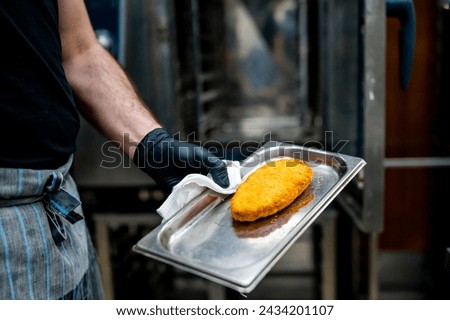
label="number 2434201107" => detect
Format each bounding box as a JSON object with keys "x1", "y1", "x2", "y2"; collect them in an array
[{"x1": 259, "y1": 305, "x2": 334, "y2": 316}]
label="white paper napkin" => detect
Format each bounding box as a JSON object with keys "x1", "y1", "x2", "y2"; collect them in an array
[{"x1": 156, "y1": 160, "x2": 242, "y2": 220}]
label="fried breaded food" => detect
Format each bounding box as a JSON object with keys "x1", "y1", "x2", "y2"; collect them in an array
[
  {"x1": 230, "y1": 158, "x2": 313, "y2": 222},
  {"x1": 233, "y1": 189, "x2": 315, "y2": 238}
]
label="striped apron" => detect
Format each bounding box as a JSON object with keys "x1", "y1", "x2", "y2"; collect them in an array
[{"x1": 0, "y1": 156, "x2": 104, "y2": 299}]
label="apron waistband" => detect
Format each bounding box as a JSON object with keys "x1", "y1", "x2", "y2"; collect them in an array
[{"x1": 0, "y1": 156, "x2": 83, "y2": 243}]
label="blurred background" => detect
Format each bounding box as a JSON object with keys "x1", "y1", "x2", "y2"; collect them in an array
[{"x1": 72, "y1": 0, "x2": 450, "y2": 300}]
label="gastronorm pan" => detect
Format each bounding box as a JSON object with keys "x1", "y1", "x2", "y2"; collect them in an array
[{"x1": 133, "y1": 142, "x2": 366, "y2": 293}]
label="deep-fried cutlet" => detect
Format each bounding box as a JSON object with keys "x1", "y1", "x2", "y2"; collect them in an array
[{"x1": 230, "y1": 158, "x2": 313, "y2": 222}]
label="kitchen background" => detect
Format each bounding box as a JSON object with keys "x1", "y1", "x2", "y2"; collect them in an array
[{"x1": 71, "y1": 0, "x2": 450, "y2": 299}]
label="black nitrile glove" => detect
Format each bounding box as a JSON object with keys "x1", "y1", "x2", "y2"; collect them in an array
[{"x1": 133, "y1": 128, "x2": 230, "y2": 191}]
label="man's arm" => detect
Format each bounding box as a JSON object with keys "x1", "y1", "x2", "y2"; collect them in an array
[
  {"x1": 58, "y1": 0, "x2": 161, "y2": 158},
  {"x1": 57, "y1": 0, "x2": 230, "y2": 190}
]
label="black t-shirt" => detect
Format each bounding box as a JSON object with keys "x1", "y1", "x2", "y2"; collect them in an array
[{"x1": 0, "y1": 1, "x2": 80, "y2": 169}]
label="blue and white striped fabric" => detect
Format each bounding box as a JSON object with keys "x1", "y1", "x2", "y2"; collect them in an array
[{"x1": 0, "y1": 156, "x2": 104, "y2": 299}]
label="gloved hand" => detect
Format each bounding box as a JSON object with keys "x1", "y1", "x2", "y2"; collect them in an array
[{"x1": 133, "y1": 128, "x2": 230, "y2": 191}]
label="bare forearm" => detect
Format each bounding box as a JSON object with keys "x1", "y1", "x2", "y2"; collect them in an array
[{"x1": 63, "y1": 44, "x2": 161, "y2": 157}]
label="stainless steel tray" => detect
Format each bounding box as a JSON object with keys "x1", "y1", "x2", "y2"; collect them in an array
[{"x1": 133, "y1": 142, "x2": 366, "y2": 293}]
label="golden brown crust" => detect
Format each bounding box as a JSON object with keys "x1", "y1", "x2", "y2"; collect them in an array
[
  {"x1": 230, "y1": 158, "x2": 313, "y2": 222},
  {"x1": 233, "y1": 189, "x2": 315, "y2": 238}
]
